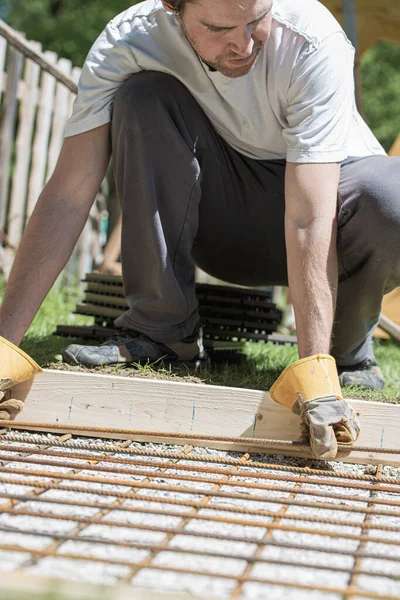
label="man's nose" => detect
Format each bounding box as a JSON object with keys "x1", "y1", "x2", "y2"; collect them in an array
[{"x1": 230, "y1": 28, "x2": 255, "y2": 57}]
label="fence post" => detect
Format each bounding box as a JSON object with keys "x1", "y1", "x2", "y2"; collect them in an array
[
  {"x1": 0, "y1": 35, "x2": 6, "y2": 104},
  {"x1": 7, "y1": 42, "x2": 41, "y2": 252}
]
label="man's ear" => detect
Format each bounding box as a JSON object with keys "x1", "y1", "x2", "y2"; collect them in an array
[{"x1": 161, "y1": 0, "x2": 176, "y2": 12}]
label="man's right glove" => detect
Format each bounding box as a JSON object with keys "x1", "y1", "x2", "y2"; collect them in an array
[
  {"x1": 270, "y1": 354, "x2": 360, "y2": 460},
  {"x1": 0, "y1": 336, "x2": 42, "y2": 420}
]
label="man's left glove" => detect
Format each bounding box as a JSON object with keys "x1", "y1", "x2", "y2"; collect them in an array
[
  {"x1": 0, "y1": 336, "x2": 42, "y2": 420},
  {"x1": 270, "y1": 354, "x2": 360, "y2": 460}
]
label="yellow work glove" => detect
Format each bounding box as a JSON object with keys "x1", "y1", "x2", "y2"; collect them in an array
[
  {"x1": 270, "y1": 354, "x2": 360, "y2": 460},
  {"x1": 0, "y1": 336, "x2": 42, "y2": 420}
]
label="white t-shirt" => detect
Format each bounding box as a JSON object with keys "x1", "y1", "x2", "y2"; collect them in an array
[{"x1": 65, "y1": 0, "x2": 386, "y2": 162}]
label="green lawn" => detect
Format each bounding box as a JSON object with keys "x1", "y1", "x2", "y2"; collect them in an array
[{"x1": 8, "y1": 283, "x2": 399, "y2": 404}]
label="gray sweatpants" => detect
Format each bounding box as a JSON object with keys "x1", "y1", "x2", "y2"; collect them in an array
[{"x1": 111, "y1": 71, "x2": 400, "y2": 367}]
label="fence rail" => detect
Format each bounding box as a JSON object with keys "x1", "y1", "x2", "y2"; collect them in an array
[{"x1": 0, "y1": 19, "x2": 105, "y2": 282}]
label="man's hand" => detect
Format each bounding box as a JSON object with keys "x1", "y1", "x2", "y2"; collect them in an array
[
  {"x1": 293, "y1": 394, "x2": 360, "y2": 459},
  {"x1": 0, "y1": 337, "x2": 42, "y2": 420},
  {"x1": 271, "y1": 354, "x2": 360, "y2": 459}
]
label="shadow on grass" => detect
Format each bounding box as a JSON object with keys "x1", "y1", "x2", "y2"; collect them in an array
[
  {"x1": 21, "y1": 333, "x2": 400, "y2": 404},
  {"x1": 20, "y1": 334, "x2": 69, "y2": 365},
  {"x1": 22, "y1": 333, "x2": 297, "y2": 391}
]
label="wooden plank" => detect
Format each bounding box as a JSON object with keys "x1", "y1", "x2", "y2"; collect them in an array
[
  {"x1": 379, "y1": 313, "x2": 400, "y2": 343},
  {"x1": 75, "y1": 218, "x2": 93, "y2": 281},
  {"x1": 8, "y1": 369, "x2": 400, "y2": 466},
  {"x1": 69, "y1": 65, "x2": 80, "y2": 110},
  {"x1": 375, "y1": 287, "x2": 400, "y2": 340},
  {"x1": 389, "y1": 132, "x2": 400, "y2": 157},
  {"x1": 26, "y1": 51, "x2": 57, "y2": 218},
  {"x1": 0, "y1": 45, "x2": 23, "y2": 232},
  {"x1": 98, "y1": 214, "x2": 122, "y2": 274},
  {"x1": 322, "y1": 0, "x2": 400, "y2": 54},
  {"x1": 7, "y1": 42, "x2": 41, "y2": 249},
  {"x1": 382, "y1": 287, "x2": 400, "y2": 328}
]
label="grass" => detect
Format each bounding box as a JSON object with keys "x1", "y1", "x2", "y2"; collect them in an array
[{"x1": 4, "y1": 282, "x2": 400, "y2": 403}]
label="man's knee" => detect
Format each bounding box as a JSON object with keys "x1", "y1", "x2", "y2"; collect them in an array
[
  {"x1": 113, "y1": 71, "x2": 188, "y2": 118},
  {"x1": 341, "y1": 157, "x2": 400, "y2": 253}
]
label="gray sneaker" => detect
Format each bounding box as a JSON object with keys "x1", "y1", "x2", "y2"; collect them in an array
[
  {"x1": 62, "y1": 324, "x2": 208, "y2": 369},
  {"x1": 338, "y1": 358, "x2": 385, "y2": 390}
]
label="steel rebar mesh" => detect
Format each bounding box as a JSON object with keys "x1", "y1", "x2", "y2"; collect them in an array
[{"x1": 0, "y1": 426, "x2": 399, "y2": 600}]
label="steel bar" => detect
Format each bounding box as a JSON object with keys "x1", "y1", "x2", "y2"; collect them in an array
[
  {"x1": 2, "y1": 442, "x2": 399, "y2": 485},
  {"x1": 1, "y1": 488, "x2": 399, "y2": 532},
  {"x1": 1, "y1": 473, "x2": 400, "y2": 517},
  {"x1": 2, "y1": 421, "x2": 400, "y2": 455},
  {"x1": 3, "y1": 521, "x2": 395, "y2": 565},
  {"x1": 3, "y1": 464, "x2": 400, "y2": 510},
  {"x1": 8, "y1": 541, "x2": 400, "y2": 600},
  {"x1": 3, "y1": 434, "x2": 398, "y2": 481},
  {"x1": 3, "y1": 451, "x2": 400, "y2": 494},
  {"x1": 2, "y1": 485, "x2": 400, "y2": 521},
  {"x1": 2, "y1": 506, "x2": 400, "y2": 547},
  {"x1": 1, "y1": 544, "x2": 397, "y2": 600},
  {"x1": 0, "y1": 527, "x2": 396, "y2": 580}
]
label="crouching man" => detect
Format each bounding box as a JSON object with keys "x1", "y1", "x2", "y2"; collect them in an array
[{"x1": 1, "y1": 0, "x2": 399, "y2": 458}]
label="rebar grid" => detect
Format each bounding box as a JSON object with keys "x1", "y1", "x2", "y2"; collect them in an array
[{"x1": 0, "y1": 428, "x2": 399, "y2": 600}]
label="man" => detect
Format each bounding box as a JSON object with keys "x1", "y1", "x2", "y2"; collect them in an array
[{"x1": 0, "y1": 0, "x2": 399, "y2": 459}]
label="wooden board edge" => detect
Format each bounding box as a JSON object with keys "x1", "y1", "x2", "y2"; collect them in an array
[
  {"x1": 11, "y1": 367, "x2": 400, "y2": 413},
  {"x1": 0, "y1": 571, "x2": 198, "y2": 600}
]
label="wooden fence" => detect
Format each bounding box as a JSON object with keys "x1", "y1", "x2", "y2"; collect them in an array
[{"x1": 0, "y1": 20, "x2": 106, "y2": 282}]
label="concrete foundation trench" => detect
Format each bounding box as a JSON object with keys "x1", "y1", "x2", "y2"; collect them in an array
[{"x1": 0, "y1": 428, "x2": 399, "y2": 599}]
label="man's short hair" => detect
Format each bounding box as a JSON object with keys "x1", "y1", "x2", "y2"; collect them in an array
[{"x1": 164, "y1": 0, "x2": 195, "y2": 15}]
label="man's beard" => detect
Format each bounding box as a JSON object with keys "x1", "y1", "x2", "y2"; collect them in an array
[
  {"x1": 180, "y1": 20, "x2": 264, "y2": 78},
  {"x1": 203, "y1": 44, "x2": 263, "y2": 78}
]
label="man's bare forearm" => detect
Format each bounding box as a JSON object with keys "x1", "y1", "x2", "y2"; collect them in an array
[
  {"x1": 0, "y1": 192, "x2": 91, "y2": 345},
  {"x1": 284, "y1": 162, "x2": 340, "y2": 359},
  {"x1": 285, "y1": 216, "x2": 338, "y2": 357},
  {"x1": 0, "y1": 125, "x2": 111, "y2": 346}
]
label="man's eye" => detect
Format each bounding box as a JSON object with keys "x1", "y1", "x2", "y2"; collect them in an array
[{"x1": 206, "y1": 26, "x2": 225, "y2": 33}]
